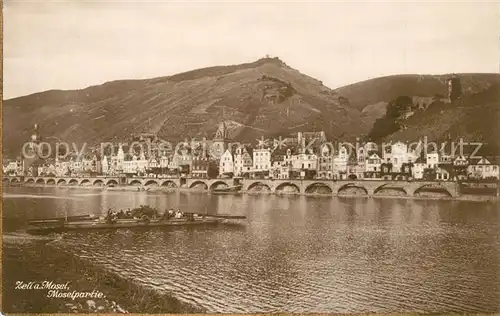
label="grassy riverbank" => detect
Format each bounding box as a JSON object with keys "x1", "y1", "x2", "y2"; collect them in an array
[{"x1": 3, "y1": 234, "x2": 205, "y2": 313}]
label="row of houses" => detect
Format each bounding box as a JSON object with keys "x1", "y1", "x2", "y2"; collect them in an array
[{"x1": 3, "y1": 125, "x2": 500, "y2": 181}]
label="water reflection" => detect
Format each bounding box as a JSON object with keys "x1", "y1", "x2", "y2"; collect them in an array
[{"x1": 3, "y1": 187, "x2": 500, "y2": 313}]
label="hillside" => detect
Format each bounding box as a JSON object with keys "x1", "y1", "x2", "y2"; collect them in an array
[
  {"x1": 385, "y1": 84, "x2": 500, "y2": 155},
  {"x1": 332, "y1": 73, "x2": 500, "y2": 154},
  {"x1": 334, "y1": 73, "x2": 500, "y2": 125},
  {"x1": 3, "y1": 57, "x2": 368, "y2": 158}
]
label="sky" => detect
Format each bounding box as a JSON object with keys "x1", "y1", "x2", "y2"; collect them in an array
[{"x1": 4, "y1": 0, "x2": 500, "y2": 99}]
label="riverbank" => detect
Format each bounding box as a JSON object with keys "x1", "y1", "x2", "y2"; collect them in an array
[
  {"x1": 3, "y1": 233, "x2": 205, "y2": 314},
  {"x1": 6, "y1": 183, "x2": 499, "y2": 202}
]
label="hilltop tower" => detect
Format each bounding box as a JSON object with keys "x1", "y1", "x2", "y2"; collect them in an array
[
  {"x1": 212, "y1": 121, "x2": 230, "y2": 159},
  {"x1": 447, "y1": 75, "x2": 462, "y2": 103}
]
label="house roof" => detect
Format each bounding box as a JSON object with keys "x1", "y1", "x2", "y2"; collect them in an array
[
  {"x1": 367, "y1": 150, "x2": 382, "y2": 157},
  {"x1": 437, "y1": 163, "x2": 454, "y2": 173},
  {"x1": 467, "y1": 157, "x2": 493, "y2": 165},
  {"x1": 415, "y1": 156, "x2": 426, "y2": 163}
]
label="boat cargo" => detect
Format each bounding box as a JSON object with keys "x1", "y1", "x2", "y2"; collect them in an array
[{"x1": 26, "y1": 209, "x2": 246, "y2": 235}]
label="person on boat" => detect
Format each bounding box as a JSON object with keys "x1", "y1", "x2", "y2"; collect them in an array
[
  {"x1": 117, "y1": 209, "x2": 124, "y2": 219},
  {"x1": 106, "y1": 208, "x2": 113, "y2": 221},
  {"x1": 175, "y1": 209, "x2": 183, "y2": 219},
  {"x1": 125, "y1": 209, "x2": 132, "y2": 218},
  {"x1": 106, "y1": 209, "x2": 118, "y2": 224}
]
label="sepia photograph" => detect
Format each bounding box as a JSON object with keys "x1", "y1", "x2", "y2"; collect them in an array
[{"x1": 2, "y1": 0, "x2": 500, "y2": 314}]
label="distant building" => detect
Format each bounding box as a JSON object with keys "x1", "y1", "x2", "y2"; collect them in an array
[
  {"x1": 219, "y1": 149, "x2": 234, "y2": 176},
  {"x1": 426, "y1": 151, "x2": 440, "y2": 169},
  {"x1": 447, "y1": 75, "x2": 462, "y2": 102},
  {"x1": 467, "y1": 157, "x2": 499, "y2": 180},
  {"x1": 233, "y1": 146, "x2": 253, "y2": 177},
  {"x1": 383, "y1": 141, "x2": 409, "y2": 173},
  {"x1": 253, "y1": 147, "x2": 271, "y2": 173},
  {"x1": 412, "y1": 156, "x2": 426, "y2": 180},
  {"x1": 271, "y1": 146, "x2": 294, "y2": 179},
  {"x1": 436, "y1": 165, "x2": 452, "y2": 181},
  {"x1": 333, "y1": 145, "x2": 349, "y2": 180},
  {"x1": 317, "y1": 143, "x2": 333, "y2": 179},
  {"x1": 364, "y1": 151, "x2": 383, "y2": 179}
]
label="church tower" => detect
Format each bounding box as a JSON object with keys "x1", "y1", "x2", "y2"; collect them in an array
[
  {"x1": 212, "y1": 121, "x2": 230, "y2": 159},
  {"x1": 28, "y1": 124, "x2": 40, "y2": 152},
  {"x1": 23, "y1": 124, "x2": 42, "y2": 176}
]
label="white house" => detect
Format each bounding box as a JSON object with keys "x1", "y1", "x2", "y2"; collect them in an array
[
  {"x1": 453, "y1": 155, "x2": 468, "y2": 166},
  {"x1": 426, "y1": 152, "x2": 440, "y2": 169},
  {"x1": 467, "y1": 157, "x2": 499, "y2": 180},
  {"x1": 3, "y1": 161, "x2": 22, "y2": 175},
  {"x1": 365, "y1": 152, "x2": 382, "y2": 173},
  {"x1": 333, "y1": 145, "x2": 349, "y2": 179},
  {"x1": 219, "y1": 149, "x2": 234, "y2": 175},
  {"x1": 253, "y1": 147, "x2": 271, "y2": 172},
  {"x1": 291, "y1": 150, "x2": 317, "y2": 171},
  {"x1": 412, "y1": 157, "x2": 426, "y2": 180},
  {"x1": 101, "y1": 155, "x2": 109, "y2": 175}
]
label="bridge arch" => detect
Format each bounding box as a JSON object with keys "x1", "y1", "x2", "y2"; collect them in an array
[
  {"x1": 161, "y1": 180, "x2": 178, "y2": 188},
  {"x1": 144, "y1": 180, "x2": 159, "y2": 187},
  {"x1": 57, "y1": 179, "x2": 67, "y2": 185},
  {"x1": 36, "y1": 178, "x2": 45, "y2": 185},
  {"x1": 247, "y1": 181, "x2": 271, "y2": 192},
  {"x1": 46, "y1": 179, "x2": 56, "y2": 185},
  {"x1": 93, "y1": 179, "x2": 104, "y2": 186},
  {"x1": 130, "y1": 179, "x2": 142, "y2": 186},
  {"x1": 189, "y1": 181, "x2": 208, "y2": 190},
  {"x1": 25, "y1": 178, "x2": 35, "y2": 184},
  {"x1": 106, "y1": 179, "x2": 118, "y2": 186},
  {"x1": 305, "y1": 182, "x2": 333, "y2": 194},
  {"x1": 337, "y1": 183, "x2": 368, "y2": 195},
  {"x1": 373, "y1": 184, "x2": 407, "y2": 196},
  {"x1": 413, "y1": 184, "x2": 452, "y2": 197},
  {"x1": 275, "y1": 182, "x2": 300, "y2": 194},
  {"x1": 80, "y1": 179, "x2": 91, "y2": 186},
  {"x1": 209, "y1": 181, "x2": 229, "y2": 191},
  {"x1": 68, "y1": 179, "x2": 79, "y2": 185}
]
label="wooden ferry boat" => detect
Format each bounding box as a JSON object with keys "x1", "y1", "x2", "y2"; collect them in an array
[
  {"x1": 26, "y1": 208, "x2": 246, "y2": 235},
  {"x1": 211, "y1": 185, "x2": 242, "y2": 194}
]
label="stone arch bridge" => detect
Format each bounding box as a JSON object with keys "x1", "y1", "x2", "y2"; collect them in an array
[{"x1": 3, "y1": 176, "x2": 460, "y2": 197}]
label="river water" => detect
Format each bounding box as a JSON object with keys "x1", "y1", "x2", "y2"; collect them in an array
[{"x1": 3, "y1": 186, "x2": 500, "y2": 313}]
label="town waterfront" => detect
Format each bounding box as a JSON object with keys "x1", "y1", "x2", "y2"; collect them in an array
[{"x1": 3, "y1": 186, "x2": 500, "y2": 313}]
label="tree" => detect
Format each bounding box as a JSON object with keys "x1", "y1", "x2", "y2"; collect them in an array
[
  {"x1": 386, "y1": 96, "x2": 413, "y2": 118},
  {"x1": 207, "y1": 160, "x2": 219, "y2": 179}
]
